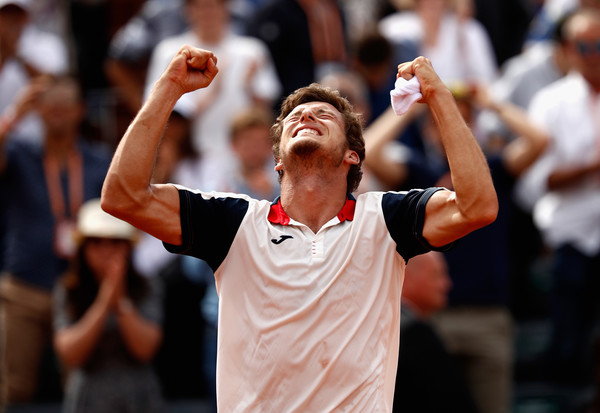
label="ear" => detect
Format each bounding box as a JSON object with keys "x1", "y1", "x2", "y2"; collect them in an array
[
  {"x1": 274, "y1": 159, "x2": 283, "y2": 172},
  {"x1": 345, "y1": 150, "x2": 360, "y2": 166}
]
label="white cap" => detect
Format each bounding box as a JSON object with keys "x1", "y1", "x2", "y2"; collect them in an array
[
  {"x1": 76, "y1": 199, "x2": 138, "y2": 242},
  {"x1": 0, "y1": 0, "x2": 31, "y2": 11}
]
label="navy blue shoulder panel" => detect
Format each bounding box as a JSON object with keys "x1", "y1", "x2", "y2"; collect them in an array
[
  {"x1": 381, "y1": 187, "x2": 452, "y2": 261},
  {"x1": 163, "y1": 189, "x2": 250, "y2": 271}
]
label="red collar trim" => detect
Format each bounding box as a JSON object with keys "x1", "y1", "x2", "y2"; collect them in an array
[
  {"x1": 268, "y1": 196, "x2": 356, "y2": 225},
  {"x1": 267, "y1": 199, "x2": 290, "y2": 225}
]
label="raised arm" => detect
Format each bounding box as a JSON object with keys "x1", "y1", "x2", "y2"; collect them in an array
[
  {"x1": 397, "y1": 57, "x2": 498, "y2": 247},
  {"x1": 0, "y1": 78, "x2": 48, "y2": 173},
  {"x1": 363, "y1": 105, "x2": 424, "y2": 189},
  {"x1": 472, "y1": 84, "x2": 550, "y2": 177},
  {"x1": 101, "y1": 46, "x2": 218, "y2": 245}
]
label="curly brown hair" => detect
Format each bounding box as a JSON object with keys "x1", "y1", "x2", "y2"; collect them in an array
[{"x1": 271, "y1": 83, "x2": 365, "y2": 193}]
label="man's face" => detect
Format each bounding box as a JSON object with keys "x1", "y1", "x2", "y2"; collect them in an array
[{"x1": 278, "y1": 101, "x2": 347, "y2": 167}]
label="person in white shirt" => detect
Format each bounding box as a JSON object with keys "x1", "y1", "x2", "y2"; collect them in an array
[
  {"x1": 523, "y1": 7, "x2": 600, "y2": 386},
  {"x1": 0, "y1": 0, "x2": 68, "y2": 144},
  {"x1": 101, "y1": 46, "x2": 497, "y2": 411},
  {"x1": 379, "y1": 0, "x2": 498, "y2": 88},
  {"x1": 144, "y1": 0, "x2": 281, "y2": 192}
]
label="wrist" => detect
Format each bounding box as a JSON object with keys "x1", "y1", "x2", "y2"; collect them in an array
[
  {"x1": 0, "y1": 108, "x2": 18, "y2": 136},
  {"x1": 116, "y1": 298, "x2": 135, "y2": 317}
]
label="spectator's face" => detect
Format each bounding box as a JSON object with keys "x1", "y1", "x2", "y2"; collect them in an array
[
  {"x1": 403, "y1": 252, "x2": 451, "y2": 317},
  {"x1": 187, "y1": 0, "x2": 228, "y2": 34},
  {"x1": 232, "y1": 125, "x2": 273, "y2": 170},
  {"x1": 566, "y1": 14, "x2": 600, "y2": 88},
  {"x1": 0, "y1": 5, "x2": 28, "y2": 57},
  {"x1": 415, "y1": 0, "x2": 447, "y2": 20},
  {"x1": 84, "y1": 238, "x2": 131, "y2": 282},
  {"x1": 38, "y1": 83, "x2": 83, "y2": 135}
]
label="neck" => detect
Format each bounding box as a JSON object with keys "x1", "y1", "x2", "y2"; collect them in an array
[
  {"x1": 45, "y1": 133, "x2": 76, "y2": 165},
  {"x1": 279, "y1": 172, "x2": 348, "y2": 233},
  {"x1": 196, "y1": 25, "x2": 226, "y2": 45}
]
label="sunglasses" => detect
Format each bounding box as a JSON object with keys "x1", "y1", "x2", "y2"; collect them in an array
[{"x1": 573, "y1": 39, "x2": 600, "y2": 56}]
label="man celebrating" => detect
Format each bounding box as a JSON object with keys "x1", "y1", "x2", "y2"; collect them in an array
[{"x1": 101, "y1": 46, "x2": 497, "y2": 411}]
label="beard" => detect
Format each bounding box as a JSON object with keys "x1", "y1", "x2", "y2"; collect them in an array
[
  {"x1": 282, "y1": 139, "x2": 346, "y2": 174},
  {"x1": 291, "y1": 138, "x2": 321, "y2": 158}
]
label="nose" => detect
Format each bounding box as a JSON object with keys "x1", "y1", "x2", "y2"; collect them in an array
[{"x1": 299, "y1": 107, "x2": 316, "y2": 123}]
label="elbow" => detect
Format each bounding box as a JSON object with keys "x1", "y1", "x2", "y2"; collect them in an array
[
  {"x1": 100, "y1": 188, "x2": 122, "y2": 220},
  {"x1": 473, "y1": 194, "x2": 499, "y2": 229},
  {"x1": 132, "y1": 329, "x2": 163, "y2": 363},
  {"x1": 100, "y1": 171, "x2": 142, "y2": 222},
  {"x1": 53, "y1": 335, "x2": 86, "y2": 369},
  {"x1": 100, "y1": 171, "x2": 121, "y2": 216}
]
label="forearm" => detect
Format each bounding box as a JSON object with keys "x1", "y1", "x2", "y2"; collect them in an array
[
  {"x1": 116, "y1": 299, "x2": 163, "y2": 362},
  {"x1": 0, "y1": 108, "x2": 20, "y2": 173},
  {"x1": 490, "y1": 101, "x2": 549, "y2": 176},
  {"x1": 547, "y1": 160, "x2": 600, "y2": 191},
  {"x1": 53, "y1": 298, "x2": 111, "y2": 368},
  {"x1": 429, "y1": 89, "x2": 497, "y2": 222},
  {"x1": 363, "y1": 107, "x2": 411, "y2": 188}
]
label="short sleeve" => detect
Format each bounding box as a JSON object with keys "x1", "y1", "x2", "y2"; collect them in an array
[
  {"x1": 163, "y1": 189, "x2": 250, "y2": 271},
  {"x1": 382, "y1": 187, "x2": 453, "y2": 260}
]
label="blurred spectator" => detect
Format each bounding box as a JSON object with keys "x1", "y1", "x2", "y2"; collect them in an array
[
  {"x1": 0, "y1": 0, "x2": 69, "y2": 144},
  {"x1": 394, "y1": 251, "x2": 479, "y2": 413},
  {"x1": 525, "y1": 0, "x2": 579, "y2": 46},
  {"x1": 492, "y1": 9, "x2": 571, "y2": 117},
  {"x1": 145, "y1": 0, "x2": 281, "y2": 191},
  {"x1": 523, "y1": 7, "x2": 600, "y2": 386},
  {"x1": 53, "y1": 198, "x2": 165, "y2": 413},
  {"x1": 339, "y1": 0, "x2": 387, "y2": 43},
  {"x1": 350, "y1": 29, "x2": 399, "y2": 123},
  {"x1": 245, "y1": 0, "x2": 348, "y2": 105},
  {"x1": 105, "y1": 0, "x2": 187, "y2": 115},
  {"x1": 0, "y1": 76, "x2": 111, "y2": 406},
  {"x1": 363, "y1": 104, "x2": 441, "y2": 192},
  {"x1": 486, "y1": 10, "x2": 571, "y2": 322},
  {"x1": 379, "y1": 0, "x2": 498, "y2": 87},
  {"x1": 225, "y1": 106, "x2": 280, "y2": 200}
]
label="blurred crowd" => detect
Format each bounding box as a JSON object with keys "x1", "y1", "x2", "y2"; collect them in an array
[{"x1": 1, "y1": 0, "x2": 600, "y2": 412}]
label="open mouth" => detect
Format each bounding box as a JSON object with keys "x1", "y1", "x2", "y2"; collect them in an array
[{"x1": 293, "y1": 126, "x2": 321, "y2": 138}]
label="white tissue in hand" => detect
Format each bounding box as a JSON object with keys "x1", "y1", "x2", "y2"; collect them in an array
[{"x1": 390, "y1": 76, "x2": 422, "y2": 115}]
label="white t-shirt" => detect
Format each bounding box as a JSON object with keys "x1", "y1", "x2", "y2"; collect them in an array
[
  {"x1": 165, "y1": 187, "x2": 445, "y2": 412},
  {"x1": 522, "y1": 72, "x2": 600, "y2": 256},
  {"x1": 0, "y1": 25, "x2": 68, "y2": 143},
  {"x1": 379, "y1": 11, "x2": 498, "y2": 86}
]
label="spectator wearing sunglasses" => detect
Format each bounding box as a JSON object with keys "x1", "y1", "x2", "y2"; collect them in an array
[{"x1": 521, "y1": 6, "x2": 600, "y2": 388}]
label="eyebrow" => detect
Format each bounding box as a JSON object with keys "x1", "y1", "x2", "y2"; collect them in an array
[{"x1": 287, "y1": 105, "x2": 337, "y2": 118}]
